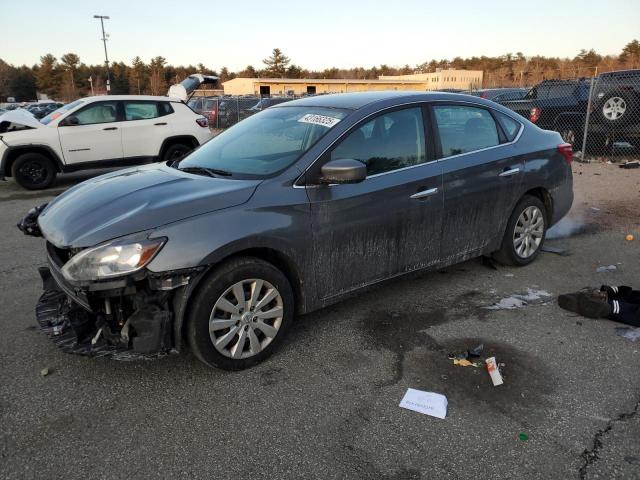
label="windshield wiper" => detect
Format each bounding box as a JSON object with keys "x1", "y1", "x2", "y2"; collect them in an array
[{"x1": 178, "y1": 166, "x2": 233, "y2": 178}]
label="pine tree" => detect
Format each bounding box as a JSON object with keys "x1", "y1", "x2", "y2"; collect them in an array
[{"x1": 262, "y1": 48, "x2": 290, "y2": 78}]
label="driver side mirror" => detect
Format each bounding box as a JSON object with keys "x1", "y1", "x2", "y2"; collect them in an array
[
  {"x1": 320, "y1": 159, "x2": 366, "y2": 184},
  {"x1": 61, "y1": 116, "x2": 79, "y2": 126}
]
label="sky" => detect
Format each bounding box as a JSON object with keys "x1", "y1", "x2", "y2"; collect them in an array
[{"x1": 1, "y1": 0, "x2": 638, "y2": 71}]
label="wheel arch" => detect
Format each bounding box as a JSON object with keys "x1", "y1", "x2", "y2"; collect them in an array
[
  {"x1": 2, "y1": 145, "x2": 64, "y2": 177},
  {"x1": 522, "y1": 187, "x2": 553, "y2": 224},
  {"x1": 158, "y1": 135, "x2": 199, "y2": 160},
  {"x1": 172, "y1": 246, "x2": 306, "y2": 352}
]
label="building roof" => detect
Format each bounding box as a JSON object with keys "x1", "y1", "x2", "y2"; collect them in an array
[{"x1": 222, "y1": 77, "x2": 426, "y2": 85}]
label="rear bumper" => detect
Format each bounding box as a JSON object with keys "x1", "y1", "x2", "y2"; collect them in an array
[{"x1": 550, "y1": 170, "x2": 574, "y2": 226}]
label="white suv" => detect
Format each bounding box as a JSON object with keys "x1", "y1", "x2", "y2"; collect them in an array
[{"x1": 0, "y1": 95, "x2": 211, "y2": 189}]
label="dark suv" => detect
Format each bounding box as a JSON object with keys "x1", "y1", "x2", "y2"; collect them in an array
[
  {"x1": 501, "y1": 71, "x2": 640, "y2": 153},
  {"x1": 589, "y1": 69, "x2": 640, "y2": 150},
  {"x1": 500, "y1": 79, "x2": 592, "y2": 148}
]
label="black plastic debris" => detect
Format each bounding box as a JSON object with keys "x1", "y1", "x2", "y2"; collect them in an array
[
  {"x1": 468, "y1": 344, "x2": 484, "y2": 357},
  {"x1": 620, "y1": 161, "x2": 639, "y2": 169},
  {"x1": 17, "y1": 203, "x2": 48, "y2": 237},
  {"x1": 541, "y1": 245, "x2": 572, "y2": 256}
]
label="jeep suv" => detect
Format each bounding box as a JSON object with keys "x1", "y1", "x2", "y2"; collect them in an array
[{"x1": 0, "y1": 95, "x2": 211, "y2": 189}]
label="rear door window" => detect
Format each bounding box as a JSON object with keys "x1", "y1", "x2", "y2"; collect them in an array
[
  {"x1": 433, "y1": 105, "x2": 500, "y2": 157},
  {"x1": 124, "y1": 101, "x2": 160, "y2": 121}
]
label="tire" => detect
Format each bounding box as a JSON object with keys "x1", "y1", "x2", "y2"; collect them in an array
[
  {"x1": 11, "y1": 152, "x2": 56, "y2": 190},
  {"x1": 493, "y1": 195, "x2": 547, "y2": 267},
  {"x1": 595, "y1": 90, "x2": 638, "y2": 126},
  {"x1": 555, "y1": 124, "x2": 582, "y2": 148},
  {"x1": 187, "y1": 256, "x2": 294, "y2": 370},
  {"x1": 162, "y1": 143, "x2": 192, "y2": 163}
]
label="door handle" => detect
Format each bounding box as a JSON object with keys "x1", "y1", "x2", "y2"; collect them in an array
[
  {"x1": 410, "y1": 187, "x2": 439, "y2": 200},
  {"x1": 154, "y1": 122, "x2": 168, "y2": 126},
  {"x1": 103, "y1": 127, "x2": 118, "y2": 131},
  {"x1": 499, "y1": 167, "x2": 520, "y2": 177}
]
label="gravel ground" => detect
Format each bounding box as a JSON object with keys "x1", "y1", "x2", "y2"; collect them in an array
[{"x1": 0, "y1": 162, "x2": 639, "y2": 479}]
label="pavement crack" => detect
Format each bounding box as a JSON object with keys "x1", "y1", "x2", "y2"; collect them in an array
[{"x1": 578, "y1": 395, "x2": 640, "y2": 479}]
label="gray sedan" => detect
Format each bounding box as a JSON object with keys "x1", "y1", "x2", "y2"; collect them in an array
[{"x1": 24, "y1": 91, "x2": 573, "y2": 370}]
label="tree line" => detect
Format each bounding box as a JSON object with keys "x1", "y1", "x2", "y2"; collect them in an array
[{"x1": 1, "y1": 41, "x2": 639, "y2": 102}]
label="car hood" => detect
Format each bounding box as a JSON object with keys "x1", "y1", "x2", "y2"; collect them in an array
[
  {"x1": 0, "y1": 109, "x2": 42, "y2": 130},
  {"x1": 38, "y1": 163, "x2": 261, "y2": 248}
]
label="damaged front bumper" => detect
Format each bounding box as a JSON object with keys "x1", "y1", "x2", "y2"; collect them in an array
[{"x1": 35, "y1": 240, "x2": 203, "y2": 360}]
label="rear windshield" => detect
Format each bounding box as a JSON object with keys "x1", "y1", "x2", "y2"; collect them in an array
[
  {"x1": 177, "y1": 106, "x2": 350, "y2": 179},
  {"x1": 40, "y1": 99, "x2": 84, "y2": 125}
]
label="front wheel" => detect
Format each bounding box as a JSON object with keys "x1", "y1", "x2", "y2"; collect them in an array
[
  {"x1": 187, "y1": 257, "x2": 294, "y2": 370},
  {"x1": 493, "y1": 195, "x2": 547, "y2": 266},
  {"x1": 12, "y1": 152, "x2": 56, "y2": 190}
]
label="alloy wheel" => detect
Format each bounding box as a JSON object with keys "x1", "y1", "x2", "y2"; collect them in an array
[
  {"x1": 602, "y1": 97, "x2": 626, "y2": 121},
  {"x1": 513, "y1": 206, "x2": 544, "y2": 258},
  {"x1": 209, "y1": 279, "x2": 284, "y2": 359}
]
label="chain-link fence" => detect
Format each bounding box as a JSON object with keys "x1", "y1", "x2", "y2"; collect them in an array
[
  {"x1": 484, "y1": 68, "x2": 640, "y2": 161},
  {"x1": 188, "y1": 95, "x2": 304, "y2": 129}
]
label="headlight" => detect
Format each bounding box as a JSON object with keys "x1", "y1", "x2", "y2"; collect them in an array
[{"x1": 61, "y1": 238, "x2": 166, "y2": 282}]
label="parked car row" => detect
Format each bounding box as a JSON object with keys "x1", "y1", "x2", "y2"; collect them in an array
[{"x1": 188, "y1": 95, "x2": 295, "y2": 128}]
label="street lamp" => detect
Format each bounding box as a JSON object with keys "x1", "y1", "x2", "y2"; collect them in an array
[{"x1": 93, "y1": 15, "x2": 111, "y2": 93}]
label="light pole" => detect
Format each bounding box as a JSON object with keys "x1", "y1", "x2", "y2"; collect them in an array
[{"x1": 93, "y1": 15, "x2": 111, "y2": 93}]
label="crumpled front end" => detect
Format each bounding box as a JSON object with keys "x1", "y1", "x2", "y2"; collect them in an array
[{"x1": 22, "y1": 204, "x2": 202, "y2": 360}]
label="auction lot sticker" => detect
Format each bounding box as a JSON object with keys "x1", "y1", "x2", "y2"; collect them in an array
[{"x1": 298, "y1": 113, "x2": 341, "y2": 128}]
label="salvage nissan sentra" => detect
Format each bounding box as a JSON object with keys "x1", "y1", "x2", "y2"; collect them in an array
[{"x1": 19, "y1": 91, "x2": 573, "y2": 370}]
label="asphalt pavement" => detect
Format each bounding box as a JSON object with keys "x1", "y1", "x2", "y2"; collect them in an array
[{"x1": 1, "y1": 171, "x2": 639, "y2": 479}]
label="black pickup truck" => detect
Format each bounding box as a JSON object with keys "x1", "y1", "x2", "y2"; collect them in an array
[{"x1": 500, "y1": 71, "x2": 640, "y2": 153}]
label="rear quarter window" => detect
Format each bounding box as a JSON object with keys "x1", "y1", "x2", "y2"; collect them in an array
[{"x1": 495, "y1": 111, "x2": 521, "y2": 141}]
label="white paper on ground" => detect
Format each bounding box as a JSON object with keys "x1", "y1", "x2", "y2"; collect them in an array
[{"x1": 399, "y1": 388, "x2": 448, "y2": 419}]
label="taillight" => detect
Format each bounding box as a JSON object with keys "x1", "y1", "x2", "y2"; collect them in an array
[
  {"x1": 196, "y1": 118, "x2": 208, "y2": 128},
  {"x1": 557, "y1": 143, "x2": 573, "y2": 165},
  {"x1": 529, "y1": 107, "x2": 541, "y2": 123}
]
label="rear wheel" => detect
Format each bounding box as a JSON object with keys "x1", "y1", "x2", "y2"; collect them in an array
[
  {"x1": 187, "y1": 257, "x2": 294, "y2": 370},
  {"x1": 493, "y1": 195, "x2": 547, "y2": 266},
  {"x1": 11, "y1": 152, "x2": 56, "y2": 190},
  {"x1": 162, "y1": 143, "x2": 192, "y2": 163}
]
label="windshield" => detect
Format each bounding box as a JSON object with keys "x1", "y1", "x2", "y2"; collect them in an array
[
  {"x1": 177, "y1": 106, "x2": 350, "y2": 178},
  {"x1": 40, "y1": 99, "x2": 84, "y2": 125}
]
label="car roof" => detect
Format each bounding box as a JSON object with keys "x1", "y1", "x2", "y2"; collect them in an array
[
  {"x1": 273, "y1": 91, "x2": 500, "y2": 111},
  {"x1": 82, "y1": 95, "x2": 181, "y2": 102}
]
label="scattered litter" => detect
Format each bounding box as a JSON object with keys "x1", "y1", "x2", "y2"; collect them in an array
[
  {"x1": 596, "y1": 265, "x2": 617, "y2": 273},
  {"x1": 590, "y1": 207, "x2": 601, "y2": 212},
  {"x1": 626, "y1": 234, "x2": 634, "y2": 241},
  {"x1": 625, "y1": 456, "x2": 640, "y2": 466},
  {"x1": 541, "y1": 245, "x2": 571, "y2": 256},
  {"x1": 486, "y1": 288, "x2": 552, "y2": 310},
  {"x1": 468, "y1": 344, "x2": 484, "y2": 357},
  {"x1": 485, "y1": 357, "x2": 504, "y2": 386},
  {"x1": 620, "y1": 160, "x2": 640, "y2": 169},
  {"x1": 40, "y1": 368, "x2": 50, "y2": 376},
  {"x1": 504, "y1": 273, "x2": 514, "y2": 278},
  {"x1": 399, "y1": 388, "x2": 448, "y2": 419},
  {"x1": 519, "y1": 432, "x2": 529, "y2": 442},
  {"x1": 615, "y1": 327, "x2": 640, "y2": 342},
  {"x1": 453, "y1": 358, "x2": 482, "y2": 367}
]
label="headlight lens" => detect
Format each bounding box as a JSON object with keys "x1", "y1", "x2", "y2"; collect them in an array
[{"x1": 61, "y1": 238, "x2": 166, "y2": 282}]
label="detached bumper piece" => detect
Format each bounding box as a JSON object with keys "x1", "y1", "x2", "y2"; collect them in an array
[{"x1": 35, "y1": 267, "x2": 173, "y2": 360}]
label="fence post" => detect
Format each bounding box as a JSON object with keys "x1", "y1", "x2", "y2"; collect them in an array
[{"x1": 580, "y1": 71, "x2": 597, "y2": 162}]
